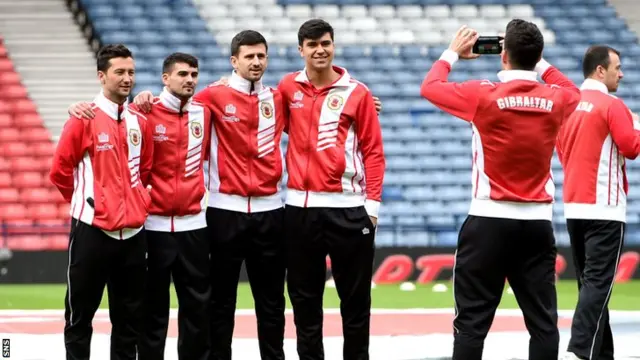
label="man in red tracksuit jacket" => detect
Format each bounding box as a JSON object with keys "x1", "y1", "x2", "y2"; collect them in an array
[
  {"x1": 50, "y1": 44, "x2": 153, "y2": 360},
  {"x1": 67, "y1": 53, "x2": 212, "y2": 360},
  {"x1": 557, "y1": 45, "x2": 640, "y2": 360},
  {"x1": 278, "y1": 19, "x2": 385, "y2": 360},
  {"x1": 419, "y1": 21, "x2": 580, "y2": 360},
  {"x1": 128, "y1": 31, "x2": 288, "y2": 360}
]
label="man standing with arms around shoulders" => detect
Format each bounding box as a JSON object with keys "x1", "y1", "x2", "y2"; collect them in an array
[
  {"x1": 277, "y1": 19, "x2": 386, "y2": 360},
  {"x1": 127, "y1": 30, "x2": 289, "y2": 360},
  {"x1": 50, "y1": 44, "x2": 153, "y2": 360},
  {"x1": 420, "y1": 21, "x2": 580, "y2": 360},
  {"x1": 65, "y1": 52, "x2": 212, "y2": 360},
  {"x1": 557, "y1": 45, "x2": 640, "y2": 360}
]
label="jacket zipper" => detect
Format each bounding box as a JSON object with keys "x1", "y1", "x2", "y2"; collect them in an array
[
  {"x1": 119, "y1": 120, "x2": 127, "y2": 240},
  {"x1": 303, "y1": 91, "x2": 319, "y2": 207},
  {"x1": 172, "y1": 110, "x2": 184, "y2": 232},
  {"x1": 247, "y1": 97, "x2": 257, "y2": 213}
]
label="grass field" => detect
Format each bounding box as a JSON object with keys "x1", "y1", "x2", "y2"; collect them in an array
[{"x1": 1, "y1": 280, "x2": 639, "y2": 310}]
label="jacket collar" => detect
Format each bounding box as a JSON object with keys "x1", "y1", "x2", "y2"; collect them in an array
[
  {"x1": 497, "y1": 70, "x2": 539, "y2": 83},
  {"x1": 580, "y1": 78, "x2": 609, "y2": 94},
  {"x1": 294, "y1": 65, "x2": 352, "y2": 87},
  {"x1": 228, "y1": 71, "x2": 264, "y2": 95},
  {"x1": 94, "y1": 90, "x2": 128, "y2": 120},
  {"x1": 159, "y1": 87, "x2": 191, "y2": 112}
]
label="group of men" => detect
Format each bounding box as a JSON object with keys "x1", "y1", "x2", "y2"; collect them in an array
[
  {"x1": 420, "y1": 20, "x2": 637, "y2": 360},
  {"x1": 49, "y1": 14, "x2": 635, "y2": 360},
  {"x1": 52, "y1": 19, "x2": 384, "y2": 360}
]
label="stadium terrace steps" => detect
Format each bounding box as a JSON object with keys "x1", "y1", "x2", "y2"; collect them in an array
[
  {"x1": 0, "y1": 0, "x2": 100, "y2": 142},
  {"x1": 608, "y1": 0, "x2": 640, "y2": 38}
]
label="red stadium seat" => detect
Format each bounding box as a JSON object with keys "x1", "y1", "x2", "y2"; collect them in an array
[
  {"x1": 2, "y1": 142, "x2": 29, "y2": 157},
  {"x1": 0, "y1": 59, "x2": 14, "y2": 72},
  {"x1": 13, "y1": 99, "x2": 37, "y2": 114},
  {"x1": 27, "y1": 203, "x2": 59, "y2": 220},
  {"x1": 3, "y1": 85, "x2": 27, "y2": 100},
  {"x1": 0, "y1": 100, "x2": 9, "y2": 114},
  {"x1": 12, "y1": 172, "x2": 42, "y2": 188},
  {"x1": 14, "y1": 113, "x2": 44, "y2": 128},
  {"x1": 32, "y1": 141, "x2": 55, "y2": 156},
  {"x1": 0, "y1": 203, "x2": 27, "y2": 221},
  {"x1": 0, "y1": 46, "x2": 7, "y2": 58},
  {"x1": 0, "y1": 128, "x2": 19, "y2": 142},
  {"x1": 58, "y1": 203, "x2": 70, "y2": 219},
  {"x1": 0, "y1": 72, "x2": 21, "y2": 85},
  {"x1": 0, "y1": 188, "x2": 19, "y2": 203},
  {"x1": 6, "y1": 235, "x2": 47, "y2": 251},
  {"x1": 0, "y1": 158, "x2": 9, "y2": 172},
  {"x1": 0, "y1": 172, "x2": 11, "y2": 187},
  {"x1": 0, "y1": 114, "x2": 12, "y2": 127},
  {"x1": 45, "y1": 234, "x2": 69, "y2": 250},
  {"x1": 20, "y1": 187, "x2": 50, "y2": 203},
  {"x1": 21, "y1": 127, "x2": 51, "y2": 142},
  {"x1": 11, "y1": 157, "x2": 40, "y2": 172}
]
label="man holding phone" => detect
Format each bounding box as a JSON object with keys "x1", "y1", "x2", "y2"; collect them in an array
[{"x1": 420, "y1": 21, "x2": 580, "y2": 360}]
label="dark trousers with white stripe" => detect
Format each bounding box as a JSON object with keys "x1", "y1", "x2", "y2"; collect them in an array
[
  {"x1": 64, "y1": 219, "x2": 147, "y2": 360},
  {"x1": 137, "y1": 228, "x2": 211, "y2": 360},
  {"x1": 207, "y1": 207, "x2": 286, "y2": 360},
  {"x1": 452, "y1": 215, "x2": 559, "y2": 360},
  {"x1": 566, "y1": 219, "x2": 625, "y2": 360}
]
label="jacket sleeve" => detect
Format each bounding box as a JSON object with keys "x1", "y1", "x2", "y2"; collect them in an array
[
  {"x1": 139, "y1": 115, "x2": 154, "y2": 187},
  {"x1": 356, "y1": 89, "x2": 386, "y2": 218},
  {"x1": 608, "y1": 98, "x2": 640, "y2": 159},
  {"x1": 419, "y1": 50, "x2": 482, "y2": 122},
  {"x1": 49, "y1": 117, "x2": 88, "y2": 203},
  {"x1": 535, "y1": 59, "x2": 581, "y2": 122},
  {"x1": 276, "y1": 80, "x2": 290, "y2": 134},
  {"x1": 203, "y1": 107, "x2": 212, "y2": 161}
]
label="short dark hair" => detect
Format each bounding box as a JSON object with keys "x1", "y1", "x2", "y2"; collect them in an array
[
  {"x1": 162, "y1": 52, "x2": 199, "y2": 74},
  {"x1": 582, "y1": 45, "x2": 620, "y2": 78},
  {"x1": 230, "y1": 30, "x2": 268, "y2": 57},
  {"x1": 504, "y1": 19, "x2": 544, "y2": 71},
  {"x1": 297, "y1": 19, "x2": 334, "y2": 46},
  {"x1": 97, "y1": 44, "x2": 133, "y2": 72}
]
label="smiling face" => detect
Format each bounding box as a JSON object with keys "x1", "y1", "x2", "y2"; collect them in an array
[
  {"x1": 298, "y1": 32, "x2": 334, "y2": 72},
  {"x1": 98, "y1": 57, "x2": 135, "y2": 104}
]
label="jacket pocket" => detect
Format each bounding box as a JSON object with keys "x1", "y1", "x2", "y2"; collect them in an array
[{"x1": 137, "y1": 185, "x2": 152, "y2": 211}]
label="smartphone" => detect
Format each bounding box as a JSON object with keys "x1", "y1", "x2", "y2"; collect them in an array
[{"x1": 473, "y1": 36, "x2": 504, "y2": 55}]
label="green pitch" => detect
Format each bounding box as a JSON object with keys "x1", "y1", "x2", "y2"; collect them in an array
[{"x1": 0, "y1": 280, "x2": 639, "y2": 310}]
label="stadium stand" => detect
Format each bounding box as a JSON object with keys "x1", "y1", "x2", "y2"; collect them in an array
[
  {"x1": 3, "y1": 0, "x2": 640, "y2": 249},
  {"x1": 0, "y1": 36, "x2": 70, "y2": 251}
]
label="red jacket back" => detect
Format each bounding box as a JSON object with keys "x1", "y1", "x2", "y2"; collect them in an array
[
  {"x1": 277, "y1": 66, "x2": 386, "y2": 218},
  {"x1": 50, "y1": 92, "x2": 153, "y2": 239},
  {"x1": 142, "y1": 89, "x2": 210, "y2": 232},
  {"x1": 194, "y1": 72, "x2": 285, "y2": 213},
  {"x1": 420, "y1": 51, "x2": 580, "y2": 221},
  {"x1": 557, "y1": 79, "x2": 640, "y2": 222}
]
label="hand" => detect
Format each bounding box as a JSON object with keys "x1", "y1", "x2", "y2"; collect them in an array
[
  {"x1": 373, "y1": 96, "x2": 382, "y2": 114},
  {"x1": 449, "y1": 25, "x2": 480, "y2": 60},
  {"x1": 369, "y1": 216, "x2": 377, "y2": 228},
  {"x1": 68, "y1": 102, "x2": 95, "y2": 119},
  {"x1": 147, "y1": 185, "x2": 152, "y2": 194},
  {"x1": 632, "y1": 112, "x2": 639, "y2": 123},
  {"x1": 133, "y1": 91, "x2": 154, "y2": 113}
]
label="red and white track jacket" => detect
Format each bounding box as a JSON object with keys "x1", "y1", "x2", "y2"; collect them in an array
[
  {"x1": 143, "y1": 88, "x2": 210, "y2": 232},
  {"x1": 278, "y1": 66, "x2": 386, "y2": 218},
  {"x1": 420, "y1": 50, "x2": 581, "y2": 221},
  {"x1": 557, "y1": 79, "x2": 640, "y2": 222},
  {"x1": 194, "y1": 71, "x2": 285, "y2": 213},
  {"x1": 50, "y1": 91, "x2": 153, "y2": 239}
]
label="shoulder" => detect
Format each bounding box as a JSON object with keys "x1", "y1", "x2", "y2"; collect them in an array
[{"x1": 277, "y1": 72, "x2": 298, "y2": 90}]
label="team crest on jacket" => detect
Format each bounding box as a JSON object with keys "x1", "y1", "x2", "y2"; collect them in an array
[
  {"x1": 190, "y1": 121, "x2": 203, "y2": 138},
  {"x1": 327, "y1": 94, "x2": 344, "y2": 110},
  {"x1": 129, "y1": 129, "x2": 140, "y2": 146},
  {"x1": 260, "y1": 101, "x2": 273, "y2": 119}
]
